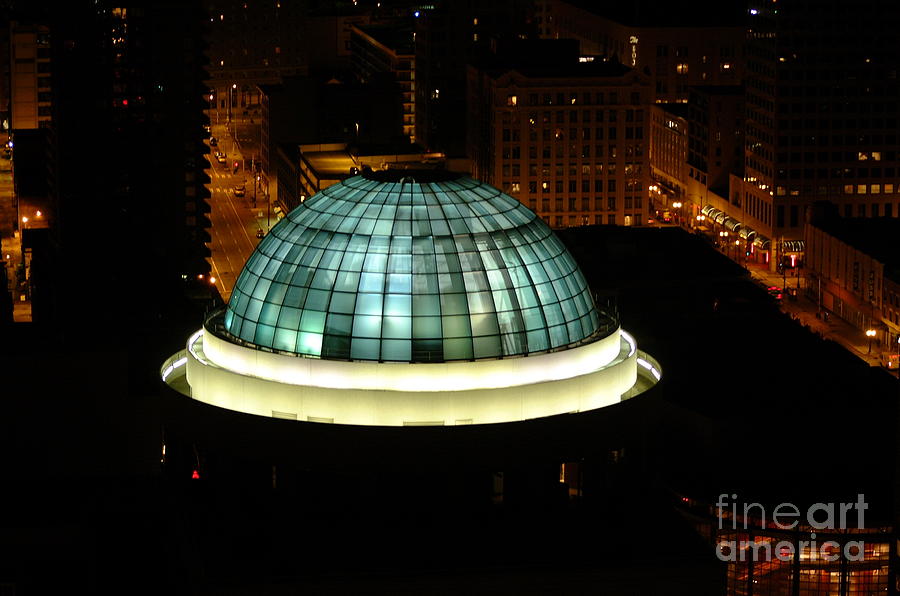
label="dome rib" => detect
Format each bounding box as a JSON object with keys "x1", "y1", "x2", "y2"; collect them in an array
[{"x1": 223, "y1": 172, "x2": 614, "y2": 363}]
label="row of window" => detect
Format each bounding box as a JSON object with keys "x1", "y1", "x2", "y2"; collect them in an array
[
  {"x1": 505, "y1": 91, "x2": 640, "y2": 107},
  {"x1": 503, "y1": 126, "x2": 645, "y2": 142},
  {"x1": 502, "y1": 163, "x2": 641, "y2": 177},
  {"x1": 512, "y1": 180, "x2": 643, "y2": 194},
  {"x1": 501, "y1": 144, "x2": 645, "y2": 160},
  {"x1": 505, "y1": 109, "x2": 644, "y2": 125},
  {"x1": 524, "y1": 197, "x2": 644, "y2": 211}
]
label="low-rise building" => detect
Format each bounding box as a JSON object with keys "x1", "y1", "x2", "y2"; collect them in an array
[{"x1": 805, "y1": 204, "x2": 900, "y2": 363}]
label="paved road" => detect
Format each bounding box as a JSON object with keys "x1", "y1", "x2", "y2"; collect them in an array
[{"x1": 205, "y1": 129, "x2": 261, "y2": 302}]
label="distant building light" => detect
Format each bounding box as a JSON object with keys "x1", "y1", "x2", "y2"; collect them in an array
[
  {"x1": 578, "y1": 56, "x2": 595, "y2": 63},
  {"x1": 749, "y1": 8, "x2": 758, "y2": 15},
  {"x1": 414, "y1": 10, "x2": 420, "y2": 17}
]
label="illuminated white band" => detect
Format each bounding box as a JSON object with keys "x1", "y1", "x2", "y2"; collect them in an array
[
  {"x1": 181, "y1": 328, "x2": 642, "y2": 426},
  {"x1": 200, "y1": 326, "x2": 623, "y2": 393}
]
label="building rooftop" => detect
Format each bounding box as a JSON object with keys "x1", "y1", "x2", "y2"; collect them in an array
[
  {"x1": 355, "y1": 22, "x2": 414, "y2": 55},
  {"x1": 812, "y1": 215, "x2": 900, "y2": 280},
  {"x1": 566, "y1": 0, "x2": 746, "y2": 28},
  {"x1": 224, "y1": 171, "x2": 613, "y2": 363},
  {"x1": 472, "y1": 39, "x2": 634, "y2": 80}
]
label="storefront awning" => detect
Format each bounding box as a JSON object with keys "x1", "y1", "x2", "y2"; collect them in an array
[
  {"x1": 739, "y1": 227, "x2": 758, "y2": 241},
  {"x1": 723, "y1": 217, "x2": 742, "y2": 232},
  {"x1": 782, "y1": 240, "x2": 805, "y2": 253},
  {"x1": 701, "y1": 204, "x2": 716, "y2": 217},
  {"x1": 754, "y1": 235, "x2": 771, "y2": 249}
]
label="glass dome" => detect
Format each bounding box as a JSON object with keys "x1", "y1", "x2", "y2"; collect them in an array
[{"x1": 223, "y1": 171, "x2": 614, "y2": 363}]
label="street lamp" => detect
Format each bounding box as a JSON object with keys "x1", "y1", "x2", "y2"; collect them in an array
[{"x1": 866, "y1": 328, "x2": 876, "y2": 354}]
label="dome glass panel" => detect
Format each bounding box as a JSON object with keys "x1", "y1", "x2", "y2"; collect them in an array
[{"x1": 224, "y1": 171, "x2": 614, "y2": 362}]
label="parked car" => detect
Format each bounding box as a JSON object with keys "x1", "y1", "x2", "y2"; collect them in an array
[
  {"x1": 255, "y1": 229, "x2": 265, "y2": 239},
  {"x1": 215, "y1": 152, "x2": 227, "y2": 165},
  {"x1": 233, "y1": 185, "x2": 245, "y2": 197}
]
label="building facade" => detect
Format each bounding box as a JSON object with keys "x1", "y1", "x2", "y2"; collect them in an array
[
  {"x1": 350, "y1": 23, "x2": 415, "y2": 143},
  {"x1": 804, "y1": 208, "x2": 900, "y2": 362},
  {"x1": 743, "y1": 0, "x2": 900, "y2": 263},
  {"x1": 468, "y1": 55, "x2": 652, "y2": 228},
  {"x1": 9, "y1": 22, "x2": 52, "y2": 130},
  {"x1": 537, "y1": 0, "x2": 745, "y2": 103}
]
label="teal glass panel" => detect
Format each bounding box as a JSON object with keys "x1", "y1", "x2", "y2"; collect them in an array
[
  {"x1": 350, "y1": 337, "x2": 380, "y2": 360},
  {"x1": 304, "y1": 289, "x2": 331, "y2": 310},
  {"x1": 382, "y1": 316, "x2": 411, "y2": 339},
  {"x1": 352, "y1": 315, "x2": 382, "y2": 338},
  {"x1": 526, "y1": 329, "x2": 549, "y2": 352},
  {"x1": 413, "y1": 316, "x2": 442, "y2": 338},
  {"x1": 412, "y1": 294, "x2": 441, "y2": 316},
  {"x1": 325, "y1": 313, "x2": 353, "y2": 336},
  {"x1": 384, "y1": 294, "x2": 411, "y2": 317},
  {"x1": 381, "y1": 339, "x2": 411, "y2": 361},
  {"x1": 443, "y1": 337, "x2": 473, "y2": 360},
  {"x1": 355, "y1": 293, "x2": 383, "y2": 316},
  {"x1": 273, "y1": 327, "x2": 297, "y2": 352},
  {"x1": 470, "y1": 313, "x2": 500, "y2": 336},
  {"x1": 299, "y1": 310, "x2": 326, "y2": 333},
  {"x1": 358, "y1": 271, "x2": 385, "y2": 293},
  {"x1": 296, "y1": 331, "x2": 323, "y2": 356},
  {"x1": 329, "y1": 291, "x2": 357, "y2": 314},
  {"x1": 442, "y1": 315, "x2": 472, "y2": 338},
  {"x1": 473, "y1": 335, "x2": 502, "y2": 359},
  {"x1": 255, "y1": 324, "x2": 275, "y2": 347}
]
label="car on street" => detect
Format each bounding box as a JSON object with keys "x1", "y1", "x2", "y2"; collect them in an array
[
  {"x1": 256, "y1": 229, "x2": 265, "y2": 239},
  {"x1": 215, "y1": 152, "x2": 227, "y2": 165},
  {"x1": 233, "y1": 185, "x2": 245, "y2": 197},
  {"x1": 766, "y1": 286, "x2": 783, "y2": 301}
]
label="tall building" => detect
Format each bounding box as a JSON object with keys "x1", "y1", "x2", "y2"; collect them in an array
[
  {"x1": 742, "y1": 0, "x2": 900, "y2": 268},
  {"x1": 202, "y1": 0, "x2": 309, "y2": 111},
  {"x1": 414, "y1": 0, "x2": 538, "y2": 156},
  {"x1": 32, "y1": 1, "x2": 211, "y2": 334},
  {"x1": 537, "y1": 0, "x2": 745, "y2": 103},
  {"x1": 350, "y1": 22, "x2": 415, "y2": 143},
  {"x1": 468, "y1": 40, "x2": 652, "y2": 229},
  {"x1": 8, "y1": 22, "x2": 52, "y2": 130}
]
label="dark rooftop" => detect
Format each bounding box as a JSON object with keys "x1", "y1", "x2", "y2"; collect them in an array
[
  {"x1": 475, "y1": 40, "x2": 632, "y2": 80},
  {"x1": 812, "y1": 215, "x2": 900, "y2": 279},
  {"x1": 567, "y1": 0, "x2": 746, "y2": 27},
  {"x1": 355, "y1": 22, "x2": 414, "y2": 54}
]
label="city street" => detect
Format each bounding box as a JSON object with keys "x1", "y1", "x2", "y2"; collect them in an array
[{"x1": 205, "y1": 122, "x2": 265, "y2": 301}]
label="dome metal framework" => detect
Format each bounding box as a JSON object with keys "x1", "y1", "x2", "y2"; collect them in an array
[{"x1": 224, "y1": 172, "x2": 615, "y2": 363}]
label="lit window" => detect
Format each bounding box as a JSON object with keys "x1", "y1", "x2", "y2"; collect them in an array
[
  {"x1": 507, "y1": 95, "x2": 517, "y2": 106},
  {"x1": 872, "y1": 184, "x2": 881, "y2": 194},
  {"x1": 676, "y1": 63, "x2": 688, "y2": 74},
  {"x1": 721, "y1": 63, "x2": 732, "y2": 71}
]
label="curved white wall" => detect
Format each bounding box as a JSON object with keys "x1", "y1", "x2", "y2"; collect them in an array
[
  {"x1": 184, "y1": 328, "x2": 639, "y2": 426},
  {"x1": 200, "y1": 327, "x2": 623, "y2": 393}
]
